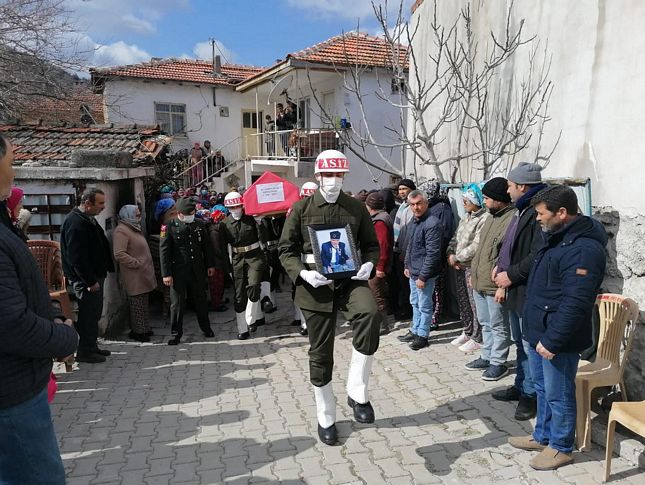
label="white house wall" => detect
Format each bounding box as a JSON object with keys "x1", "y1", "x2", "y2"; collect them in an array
[{"x1": 104, "y1": 79, "x2": 261, "y2": 157}]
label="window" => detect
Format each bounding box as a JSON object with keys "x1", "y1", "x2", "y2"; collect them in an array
[
  {"x1": 155, "y1": 102, "x2": 186, "y2": 135},
  {"x1": 391, "y1": 77, "x2": 406, "y2": 94},
  {"x1": 22, "y1": 193, "x2": 75, "y2": 241},
  {"x1": 242, "y1": 111, "x2": 259, "y2": 129},
  {"x1": 298, "y1": 97, "x2": 311, "y2": 129}
]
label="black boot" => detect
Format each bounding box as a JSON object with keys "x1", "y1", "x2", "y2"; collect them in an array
[
  {"x1": 168, "y1": 334, "x2": 181, "y2": 346},
  {"x1": 299, "y1": 327, "x2": 308, "y2": 336},
  {"x1": 261, "y1": 297, "x2": 275, "y2": 314},
  {"x1": 515, "y1": 395, "x2": 537, "y2": 420},
  {"x1": 347, "y1": 397, "x2": 375, "y2": 424},
  {"x1": 317, "y1": 423, "x2": 339, "y2": 446},
  {"x1": 237, "y1": 331, "x2": 250, "y2": 340}
]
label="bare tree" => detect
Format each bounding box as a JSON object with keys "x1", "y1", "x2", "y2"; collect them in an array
[
  {"x1": 0, "y1": 0, "x2": 87, "y2": 121},
  {"x1": 306, "y1": 0, "x2": 559, "y2": 183}
]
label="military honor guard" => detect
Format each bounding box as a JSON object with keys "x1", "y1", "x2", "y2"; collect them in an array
[
  {"x1": 220, "y1": 192, "x2": 267, "y2": 339},
  {"x1": 279, "y1": 150, "x2": 382, "y2": 446},
  {"x1": 160, "y1": 197, "x2": 215, "y2": 345}
]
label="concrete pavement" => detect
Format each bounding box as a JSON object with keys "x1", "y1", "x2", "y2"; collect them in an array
[{"x1": 51, "y1": 290, "x2": 644, "y2": 484}]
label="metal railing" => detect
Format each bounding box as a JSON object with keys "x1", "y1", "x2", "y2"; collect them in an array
[
  {"x1": 249, "y1": 128, "x2": 340, "y2": 161},
  {"x1": 173, "y1": 136, "x2": 244, "y2": 188}
]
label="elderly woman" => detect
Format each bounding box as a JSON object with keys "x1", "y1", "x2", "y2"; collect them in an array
[
  {"x1": 6, "y1": 186, "x2": 28, "y2": 241},
  {"x1": 113, "y1": 205, "x2": 156, "y2": 342}
]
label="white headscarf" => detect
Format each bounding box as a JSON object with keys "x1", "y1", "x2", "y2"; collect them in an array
[{"x1": 118, "y1": 204, "x2": 141, "y2": 231}]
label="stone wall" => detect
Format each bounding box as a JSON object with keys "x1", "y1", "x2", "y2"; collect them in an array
[{"x1": 594, "y1": 207, "x2": 645, "y2": 401}]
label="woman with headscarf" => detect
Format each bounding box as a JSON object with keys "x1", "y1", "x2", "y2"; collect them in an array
[
  {"x1": 446, "y1": 183, "x2": 489, "y2": 351},
  {"x1": 112, "y1": 205, "x2": 156, "y2": 342}
]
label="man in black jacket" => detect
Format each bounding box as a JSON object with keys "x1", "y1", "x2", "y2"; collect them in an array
[
  {"x1": 0, "y1": 134, "x2": 79, "y2": 483},
  {"x1": 60, "y1": 188, "x2": 115, "y2": 363},
  {"x1": 492, "y1": 163, "x2": 547, "y2": 420}
]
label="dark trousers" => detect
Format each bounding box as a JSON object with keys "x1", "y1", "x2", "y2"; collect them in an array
[
  {"x1": 170, "y1": 278, "x2": 211, "y2": 337},
  {"x1": 393, "y1": 255, "x2": 411, "y2": 317},
  {"x1": 232, "y1": 256, "x2": 264, "y2": 313},
  {"x1": 301, "y1": 282, "x2": 381, "y2": 387},
  {"x1": 73, "y1": 279, "x2": 104, "y2": 354},
  {"x1": 455, "y1": 268, "x2": 482, "y2": 342},
  {"x1": 208, "y1": 269, "x2": 225, "y2": 307}
]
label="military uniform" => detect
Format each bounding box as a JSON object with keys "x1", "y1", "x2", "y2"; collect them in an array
[
  {"x1": 257, "y1": 215, "x2": 284, "y2": 312},
  {"x1": 220, "y1": 213, "x2": 267, "y2": 335},
  {"x1": 160, "y1": 217, "x2": 214, "y2": 339},
  {"x1": 279, "y1": 189, "x2": 381, "y2": 386}
]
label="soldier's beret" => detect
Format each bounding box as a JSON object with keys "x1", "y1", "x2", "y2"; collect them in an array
[
  {"x1": 330, "y1": 230, "x2": 341, "y2": 239},
  {"x1": 176, "y1": 197, "x2": 196, "y2": 214}
]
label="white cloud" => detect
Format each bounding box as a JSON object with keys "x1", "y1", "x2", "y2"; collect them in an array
[
  {"x1": 285, "y1": 0, "x2": 414, "y2": 21},
  {"x1": 192, "y1": 40, "x2": 237, "y2": 64},
  {"x1": 93, "y1": 41, "x2": 150, "y2": 67}
]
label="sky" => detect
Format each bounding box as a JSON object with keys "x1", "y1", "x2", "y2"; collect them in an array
[{"x1": 67, "y1": 0, "x2": 413, "y2": 71}]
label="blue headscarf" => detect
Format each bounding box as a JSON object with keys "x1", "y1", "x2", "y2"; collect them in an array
[
  {"x1": 463, "y1": 183, "x2": 484, "y2": 207},
  {"x1": 154, "y1": 198, "x2": 176, "y2": 222}
]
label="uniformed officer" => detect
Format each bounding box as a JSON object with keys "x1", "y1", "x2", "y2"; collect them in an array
[
  {"x1": 160, "y1": 197, "x2": 216, "y2": 345},
  {"x1": 220, "y1": 191, "x2": 267, "y2": 340},
  {"x1": 279, "y1": 150, "x2": 382, "y2": 446},
  {"x1": 290, "y1": 181, "x2": 318, "y2": 336},
  {"x1": 257, "y1": 214, "x2": 284, "y2": 313}
]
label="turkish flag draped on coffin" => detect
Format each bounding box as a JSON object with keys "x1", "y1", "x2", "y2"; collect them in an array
[{"x1": 242, "y1": 171, "x2": 301, "y2": 216}]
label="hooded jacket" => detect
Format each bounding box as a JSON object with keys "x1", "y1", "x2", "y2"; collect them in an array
[{"x1": 523, "y1": 216, "x2": 608, "y2": 354}]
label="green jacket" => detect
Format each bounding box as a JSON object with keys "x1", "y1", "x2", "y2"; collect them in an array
[
  {"x1": 470, "y1": 205, "x2": 516, "y2": 295},
  {"x1": 220, "y1": 214, "x2": 267, "y2": 266},
  {"x1": 279, "y1": 190, "x2": 380, "y2": 311},
  {"x1": 159, "y1": 218, "x2": 214, "y2": 279}
]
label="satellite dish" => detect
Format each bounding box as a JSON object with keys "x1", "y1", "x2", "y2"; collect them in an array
[{"x1": 268, "y1": 75, "x2": 293, "y2": 104}]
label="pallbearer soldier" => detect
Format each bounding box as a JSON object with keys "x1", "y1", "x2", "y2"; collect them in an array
[
  {"x1": 220, "y1": 191, "x2": 267, "y2": 340},
  {"x1": 160, "y1": 197, "x2": 215, "y2": 345},
  {"x1": 290, "y1": 181, "x2": 318, "y2": 336},
  {"x1": 279, "y1": 149, "x2": 382, "y2": 446}
]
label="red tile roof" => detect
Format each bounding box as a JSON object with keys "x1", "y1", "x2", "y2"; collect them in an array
[
  {"x1": 0, "y1": 124, "x2": 168, "y2": 167},
  {"x1": 20, "y1": 85, "x2": 105, "y2": 125},
  {"x1": 288, "y1": 32, "x2": 408, "y2": 69},
  {"x1": 90, "y1": 59, "x2": 264, "y2": 87}
]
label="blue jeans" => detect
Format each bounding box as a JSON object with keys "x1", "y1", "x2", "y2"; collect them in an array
[
  {"x1": 509, "y1": 309, "x2": 536, "y2": 398},
  {"x1": 409, "y1": 277, "x2": 436, "y2": 337},
  {"x1": 0, "y1": 388, "x2": 66, "y2": 484},
  {"x1": 528, "y1": 345, "x2": 580, "y2": 453},
  {"x1": 473, "y1": 291, "x2": 510, "y2": 365}
]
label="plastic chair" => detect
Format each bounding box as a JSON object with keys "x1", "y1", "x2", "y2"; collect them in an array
[
  {"x1": 575, "y1": 294, "x2": 640, "y2": 451},
  {"x1": 27, "y1": 240, "x2": 75, "y2": 371},
  {"x1": 604, "y1": 400, "x2": 645, "y2": 481}
]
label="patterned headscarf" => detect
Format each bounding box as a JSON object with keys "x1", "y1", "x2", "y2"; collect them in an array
[
  {"x1": 419, "y1": 180, "x2": 449, "y2": 205},
  {"x1": 462, "y1": 183, "x2": 484, "y2": 207}
]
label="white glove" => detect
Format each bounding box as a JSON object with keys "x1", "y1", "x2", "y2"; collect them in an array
[
  {"x1": 351, "y1": 261, "x2": 374, "y2": 281},
  {"x1": 299, "y1": 269, "x2": 332, "y2": 288}
]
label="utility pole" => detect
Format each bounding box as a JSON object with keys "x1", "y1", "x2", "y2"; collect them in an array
[{"x1": 209, "y1": 38, "x2": 216, "y2": 75}]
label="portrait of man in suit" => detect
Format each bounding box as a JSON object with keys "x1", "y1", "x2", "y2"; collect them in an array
[{"x1": 320, "y1": 230, "x2": 354, "y2": 274}]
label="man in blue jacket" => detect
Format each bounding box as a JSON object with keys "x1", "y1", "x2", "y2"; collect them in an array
[
  {"x1": 401, "y1": 190, "x2": 443, "y2": 350},
  {"x1": 320, "y1": 230, "x2": 352, "y2": 273},
  {"x1": 508, "y1": 185, "x2": 607, "y2": 471}
]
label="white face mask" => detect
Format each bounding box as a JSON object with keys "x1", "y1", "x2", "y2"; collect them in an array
[
  {"x1": 317, "y1": 175, "x2": 343, "y2": 203},
  {"x1": 230, "y1": 208, "x2": 243, "y2": 220},
  {"x1": 179, "y1": 214, "x2": 195, "y2": 224}
]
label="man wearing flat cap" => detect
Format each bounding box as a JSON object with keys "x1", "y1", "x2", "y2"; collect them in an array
[
  {"x1": 320, "y1": 230, "x2": 351, "y2": 273},
  {"x1": 160, "y1": 197, "x2": 216, "y2": 345}
]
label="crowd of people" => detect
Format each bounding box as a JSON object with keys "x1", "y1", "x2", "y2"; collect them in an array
[{"x1": 1, "y1": 132, "x2": 609, "y2": 480}]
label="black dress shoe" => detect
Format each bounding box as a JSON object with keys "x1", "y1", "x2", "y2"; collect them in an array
[
  {"x1": 409, "y1": 335, "x2": 429, "y2": 351},
  {"x1": 299, "y1": 327, "x2": 308, "y2": 336},
  {"x1": 76, "y1": 352, "x2": 106, "y2": 363},
  {"x1": 249, "y1": 323, "x2": 257, "y2": 333},
  {"x1": 317, "y1": 423, "x2": 339, "y2": 445},
  {"x1": 515, "y1": 395, "x2": 537, "y2": 421},
  {"x1": 93, "y1": 347, "x2": 111, "y2": 356},
  {"x1": 129, "y1": 331, "x2": 150, "y2": 343},
  {"x1": 492, "y1": 386, "x2": 521, "y2": 402},
  {"x1": 168, "y1": 335, "x2": 181, "y2": 346},
  {"x1": 397, "y1": 331, "x2": 416, "y2": 342},
  {"x1": 254, "y1": 318, "x2": 266, "y2": 327},
  {"x1": 291, "y1": 319, "x2": 302, "y2": 327},
  {"x1": 202, "y1": 328, "x2": 215, "y2": 338},
  {"x1": 261, "y1": 297, "x2": 275, "y2": 314},
  {"x1": 347, "y1": 397, "x2": 375, "y2": 423},
  {"x1": 238, "y1": 332, "x2": 250, "y2": 340}
]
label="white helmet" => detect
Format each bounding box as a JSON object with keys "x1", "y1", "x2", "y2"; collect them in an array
[
  {"x1": 224, "y1": 191, "x2": 243, "y2": 208},
  {"x1": 314, "y1": 149, "x2": 349, "y2": 174},
  {"x1": 300, "y1": 181, "x2": 318, "y2": 197}
]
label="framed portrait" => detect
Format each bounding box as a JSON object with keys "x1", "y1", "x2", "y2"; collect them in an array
[{"x1": 307, "y1": 224, "x2": 361, "y2": 280}]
